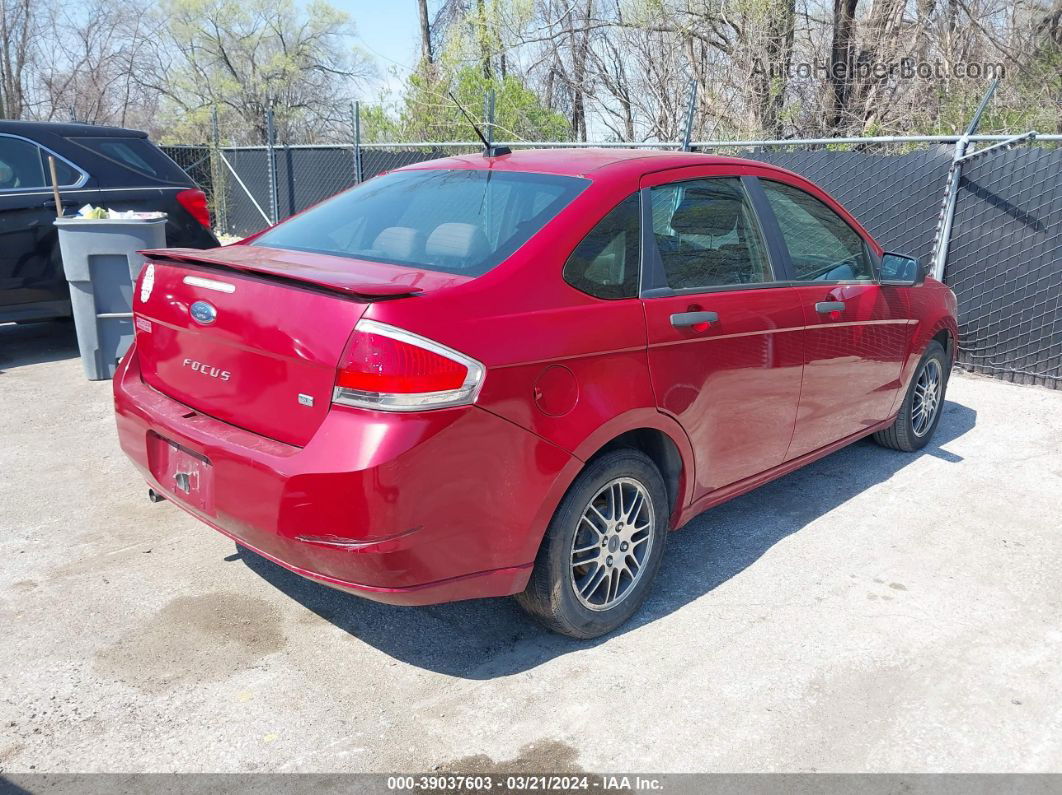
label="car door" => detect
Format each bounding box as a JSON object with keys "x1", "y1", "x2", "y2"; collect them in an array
[
  {"x1": 0, "y1": 134, "x2": 89, "y2": 312},
  {"x1": 640, "y1": 168, "x2": 805, "y2": 499},
  {"x1": 753, "y1": 177, "x2": 914, "y2": 460}
]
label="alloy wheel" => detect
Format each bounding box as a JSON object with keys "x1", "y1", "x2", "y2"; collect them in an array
[
  {"x1": 569, "y1": 477, "x2": 655, "y2": 611},
  {"x1": 912, "y1": 358, "x2": 943, "y2": 437}
]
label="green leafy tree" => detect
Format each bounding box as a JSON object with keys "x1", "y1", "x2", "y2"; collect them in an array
[
  {"x1": 396, "y1": 66, "x2": 571, "y2": 142},
  {"x1": 151, "y1": 0, "x2": 373, "y2": 143}
]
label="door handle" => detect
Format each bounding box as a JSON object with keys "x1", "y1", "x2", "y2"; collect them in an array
[
  {"x1": 670, "y1": 311, "x2": 718, "y2": 328},
  {"x1": 815, "y1": 301, "x2": 846, "y2": 314}
]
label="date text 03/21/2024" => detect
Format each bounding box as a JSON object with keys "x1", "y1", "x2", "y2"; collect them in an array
[{"x1": 385, "y1": 775, "x2": 665, "y2": 791}]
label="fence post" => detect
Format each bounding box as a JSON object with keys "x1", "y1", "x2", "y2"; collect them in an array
[
  {"x1": 484, "y1": 88, "x2": 496, "y2": 148},
  {"x1": 284, "y1": 141, "x2": 294, "y2": 220},
  {"x1": 930, "y1": 79, "x2": 998, "y2": 282},
  {"x1": 265, "y1": 107, "x2": 279, "y2": 225},
  {"x1": 352, "y1": 101, "x2": 363, "y2": 184},
  {"x1": 681, "y1": 79, "x2": 698, "y2": 152},
  {"x1": 209, "y1": 106, "x2": 227, "y2": 234}
]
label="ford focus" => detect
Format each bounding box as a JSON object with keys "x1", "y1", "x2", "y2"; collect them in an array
[{"x1": 113, "y1": 149, "x2": 957, "y2": 638}]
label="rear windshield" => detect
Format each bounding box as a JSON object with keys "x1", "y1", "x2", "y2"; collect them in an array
[{"x1": 252, "y1": 169, "x2": 589, "y2": 276}]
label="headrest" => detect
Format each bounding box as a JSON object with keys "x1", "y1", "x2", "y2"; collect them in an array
[
  {"x1": 670, "y1": 193, "x2": 741, "y2": 236},
  {"x1": 372, "y1": 226, "x2": 422, "y2": 261},
  {"x1": 425, "y1": 223, "x2": 489, "y2": 264},
  {"x1": 820, "y1": 262, "x2": 856, "y2": 281}
]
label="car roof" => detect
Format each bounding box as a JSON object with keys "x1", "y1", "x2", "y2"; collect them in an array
[
  {"x1": 397, "y1": 146, "x2": 876, "y2": 251},
  {"x1": 398, "y1": 147, "x2": 784, "y2": 179},
  {"x1": 0, "y1": 120, "x2": 147, "y2": 139}
]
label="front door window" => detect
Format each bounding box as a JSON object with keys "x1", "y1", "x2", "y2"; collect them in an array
[{"x1": 760, "y1": 179, "x2": 874, "y2": 282}]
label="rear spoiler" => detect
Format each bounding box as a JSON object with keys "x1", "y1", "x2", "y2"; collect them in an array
[{"x1": 138, "y1": 248, "x2": 424, "y2": 300}]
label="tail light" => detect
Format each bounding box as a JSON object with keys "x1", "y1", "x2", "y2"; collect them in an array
[
  {"x1": 176, "y1": 188, "x2": 211, "y2": 229},
  {"x1": 333, "y1": 319, "x2": 485, "y2": 411}
]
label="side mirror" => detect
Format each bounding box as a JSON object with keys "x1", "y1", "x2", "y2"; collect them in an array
[{"x1": 880, "y1": 252, "x2": 926, "y2": 287}]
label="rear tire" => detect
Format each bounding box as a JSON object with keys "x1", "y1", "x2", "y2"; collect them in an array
[
  {"x1": 516, "y1": 449, "x2": 668, "y2": 639},
  {"x1": 873, "y1": 340, "x2": 949, "y2": 452}
]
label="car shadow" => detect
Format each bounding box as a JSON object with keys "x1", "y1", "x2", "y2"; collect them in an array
[
  {"x1": 0, "y1": 320, "x2": 79, "y2": 372},
  {"x1": 237, "y1": 399, "x2": 977, "y2": 679}
]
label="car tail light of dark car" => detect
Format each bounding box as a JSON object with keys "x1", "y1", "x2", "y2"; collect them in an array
[
  {"x1": 176, "y1": 188, "x2": 211, "y2": 229},
  {"x1": 333, "y1": 320, "x2": 485, "y2": 412}
]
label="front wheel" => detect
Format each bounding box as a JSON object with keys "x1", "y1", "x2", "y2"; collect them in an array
[
  {"x1": 515, "y1": 449, "x2": 668, "y2": 639},
  {"x1": 873, "y1": 340, "x2": 949, "y2": 452}
]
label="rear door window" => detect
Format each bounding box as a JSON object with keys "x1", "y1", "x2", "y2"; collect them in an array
[
  {"x1": 0, "y1": 136, "x2": 46, "y2": 189},
  {"x1": 0, "y1": 135, "x2": 83, "y2": 190},
  {"x1": 648, "y1": 177, "x2": 772, "y2": 290},
  {"x1": 253, "y1": 169, "x2": 589, "y2": 277},
  {"x1": 43, "y1": 155, "x2": 82, "y2": 187}
]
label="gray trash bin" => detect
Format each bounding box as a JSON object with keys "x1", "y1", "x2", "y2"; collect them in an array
[{"x1": 54, "y1": 216, "x2": 167, "y2": 380}]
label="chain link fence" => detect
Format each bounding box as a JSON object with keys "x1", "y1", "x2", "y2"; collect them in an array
[
  {"x1": 160, "y1": 133, "x2": 1061, "y2": 390},
  {"x1": 946, "y1": 145, "x2": 1062, "y2": 387},
  {"x1": 162, "y1": 142, "x2": 484, "y2": 237}
]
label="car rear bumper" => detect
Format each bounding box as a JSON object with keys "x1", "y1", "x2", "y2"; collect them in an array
[{"x1": 113, "y1": 343, "x2": 576, "y2": 605}]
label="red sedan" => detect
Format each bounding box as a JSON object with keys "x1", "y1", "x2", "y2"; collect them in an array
[{"x1": 114, "y1": 149, "x2": 958, "y2": 638}]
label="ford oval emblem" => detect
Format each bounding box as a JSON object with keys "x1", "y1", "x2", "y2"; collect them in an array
[{"x1": 190, "y1": 300, "x2": 217, "y2": 325}]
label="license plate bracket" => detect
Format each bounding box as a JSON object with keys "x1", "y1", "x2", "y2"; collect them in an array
[{"x1": 147, "y1": 432, "x2": 215, "y2": 514}]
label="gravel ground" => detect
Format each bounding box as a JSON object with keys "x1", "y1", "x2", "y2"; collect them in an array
[{"x1": 2, "y1": 320, "x2": 1061, "y2": 774}]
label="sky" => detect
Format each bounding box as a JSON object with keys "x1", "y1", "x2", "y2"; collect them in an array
[{"x1": 329, "y1": 0, "x2": 424, "y2": 100}]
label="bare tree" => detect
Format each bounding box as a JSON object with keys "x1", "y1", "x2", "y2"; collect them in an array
[
  {"x1": 417, "y1": 0, "x2": 434, "y2": 67},
  {"x1": 2, "y1": 0, "x2": 1055, "y2": 141},
  {"x1": 32, "y1": 0, "x2": 162, "y2": 128},
  {"x1": 822, "y1": 0, "x2": 859, "y2": 131},
  {"x1": 0, "y1": 0, "x2": 34, "y2": 119}
]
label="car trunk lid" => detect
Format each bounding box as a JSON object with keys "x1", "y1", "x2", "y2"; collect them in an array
[{"x1": 132, "y1": 245, "x2": 470, "y2": 446}]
